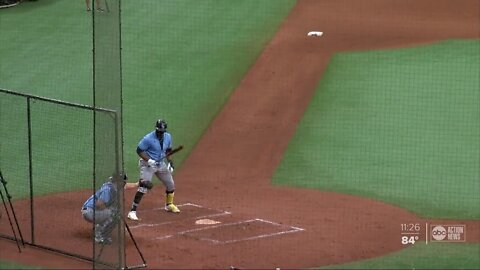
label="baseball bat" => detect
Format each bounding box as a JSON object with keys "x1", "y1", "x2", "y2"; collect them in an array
[{"x1": 166, "y1": 145, "x2": 184, "y2": 157}]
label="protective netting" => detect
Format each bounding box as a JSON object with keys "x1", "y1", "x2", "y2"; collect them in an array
[
  {"x1": 0, "y1": 0, "x2": 124, "y2": 268},
  {"x1": 92, "y1": 0, "x2": 124, "y2": 268}
]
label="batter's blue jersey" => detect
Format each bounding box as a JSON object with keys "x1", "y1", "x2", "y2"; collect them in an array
[
  {"x1": 138, "y1": 131, "x2": 172, "y2": 161},
  {"x1": 82, "y1": 181, "x2": 117, "y2": 210}
]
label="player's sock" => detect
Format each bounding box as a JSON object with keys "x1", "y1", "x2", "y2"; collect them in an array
[
  {"x1": 131, "y1": 192, "x2": 144, "y2": 211},
  {"x1": 166, "y1": 190, "x2": 175, "y2": 205}
]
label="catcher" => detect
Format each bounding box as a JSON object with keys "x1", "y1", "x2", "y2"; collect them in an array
[{"x1": 81, "y1": 173, "x2": 137, "y2": 244}]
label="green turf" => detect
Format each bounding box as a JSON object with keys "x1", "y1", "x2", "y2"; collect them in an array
[
  {"x1": 320, "y1": 243, "x2": 480, "y2": 269},
  {"x1": 273, "y1": 40, "x2": 480, "y2": 219},
  {"x1": 0, "y1": 260, "x2": 43, "y2": 270},
  {"x1": 0, "y1": 0, "x2": 92, "y2": 104},
  {"x1": 0, "y1": 0, "x2": 96, "y2": 197},
  {"x1": 121, "y1": 0, "x2": 296, "y2": 175},
  {"x1": 0, "y1": 0, "x2": 295, "y2": 196}
]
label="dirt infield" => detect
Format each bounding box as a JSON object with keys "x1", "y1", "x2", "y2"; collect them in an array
[{"x1": 1, "y1": 0, "x2": 479, "y2": 269}]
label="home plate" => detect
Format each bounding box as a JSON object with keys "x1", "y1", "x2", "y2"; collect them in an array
[
  {"x1": 196, "y1": 219, "x2": 221, "y2": 225},
  {"x1": 307, "y1": 31, "x2": 323, "y2": 37}
]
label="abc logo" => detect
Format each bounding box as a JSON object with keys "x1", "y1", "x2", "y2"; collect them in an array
[{"x1": 431, "y1": 225, "x2": 447, "y2": 241}]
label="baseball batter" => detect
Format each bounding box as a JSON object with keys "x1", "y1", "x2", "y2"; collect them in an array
[{"x1": 127, "y1": 119, "x2": 180, "y2": 221}]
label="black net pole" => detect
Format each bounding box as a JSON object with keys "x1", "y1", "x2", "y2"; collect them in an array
[
  {"x1": 0, "y1": 170, "x2": 25, "y2": 245},
  {"x1": 27, "y1": 97, "x2": 34, "y2": 245},
  {"x1": 0, "y1": 180, "x2": 21, "y2": 252},
  {"x1": 91, "y1": 3, "x2": 97, "y2": 268},
  {"x1": 125, "y1": 221, "x2": 147, "y2": 269}
]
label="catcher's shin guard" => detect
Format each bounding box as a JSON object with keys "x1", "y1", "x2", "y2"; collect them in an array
[{"x1": 96, "y1": 217, "x2": 117, "y2": 239}]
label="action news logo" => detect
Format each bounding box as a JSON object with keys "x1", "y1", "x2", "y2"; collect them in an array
[{"x1": 430, "y1": 225, "x2": 466, "y2": 242}]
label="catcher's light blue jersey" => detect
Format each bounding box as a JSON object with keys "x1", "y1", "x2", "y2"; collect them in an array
[
  {"x1": 82, "y1": 182, "x2": 116, "y2": 210},
  {"x1": 138, "y1": 131, "x2": 172, "y2": 161}
]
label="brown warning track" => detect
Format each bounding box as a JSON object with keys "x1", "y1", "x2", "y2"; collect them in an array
[{"x1": 1, "y1": 0, "x2": 479, "y2": 269}]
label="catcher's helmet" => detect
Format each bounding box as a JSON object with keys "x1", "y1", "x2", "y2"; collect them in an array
[
  {"x1": 110, "y1": 172, "x2": 128, "y2": 182},
  {"x1": 110, "y1": 172, "x2": 128, "y2": 187},
  {"x1": 155, "y1": 119, "x2": 167, "y2": 132}
]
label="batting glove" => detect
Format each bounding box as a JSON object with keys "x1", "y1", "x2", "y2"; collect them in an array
[
  {"x1": 167, "y1": 161, "x2": 174, "y2": 173},
  {"x1": 147, "y1": 159, "x2": 156, "y2": 167}
]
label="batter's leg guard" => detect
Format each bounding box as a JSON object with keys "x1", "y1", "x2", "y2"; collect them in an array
[
  {"x1": 165, "y1": 190, "x2": 180, "y2": 213},
  {"x1": 130, "y1": 191, "x2": 144, "y2": 212},
  {"x1": 130, "y1": 180, "x2": 151, "y2": 212}
]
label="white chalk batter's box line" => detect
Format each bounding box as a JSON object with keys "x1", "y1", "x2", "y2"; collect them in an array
[
  {"x1": 130, "y1": 202, "x2": 305, "y2": 244},
  {"x1": 129, "y1": 202, "x2": 231, "y2": 229},
  {"x1": 154, "y1": 218, "x2": 305, "y2": 245}
]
